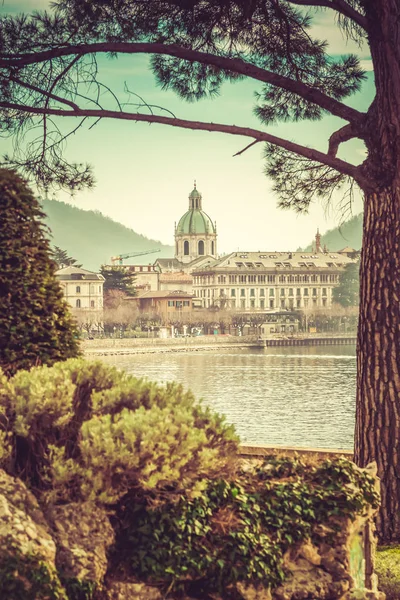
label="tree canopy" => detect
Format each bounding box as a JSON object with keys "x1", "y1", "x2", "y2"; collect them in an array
[
  {"x1": 0, "y1": 169, "x2": 80, "y2": 376},
  {"x1": 0, "y1": 0, "x2": 370, "y2": 200},
  {"x1": 100, "y1": 265, "x2": 136, "y2": 297}
]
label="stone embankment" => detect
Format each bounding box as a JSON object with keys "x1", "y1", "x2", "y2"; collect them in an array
[
  {"x1": 82, "y1": 334, "x2": 357, "y2": 356},
  {"x1": 82, "y1": 335, "x2": 259, "y2": 356}
]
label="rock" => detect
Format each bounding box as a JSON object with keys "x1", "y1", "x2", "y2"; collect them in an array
[
  {"x1": 237, "y1": 581, "x2": 273, "y2": 599},
  {"x1": 48, "y1": 501, "x2": 115, "y2": 584},
  {"x1": 106, "y1": 581, "x2": 163, "y2": 600},
  {"x1": 0, "y1": 469, "x2": 64, "y2": 599},
  {"x1": 273, "y1": 566, "x2": 334, "y2": 600}
]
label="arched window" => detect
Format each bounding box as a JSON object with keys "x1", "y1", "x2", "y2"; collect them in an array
[
  {"x1": 211, "y1": 241, "x2": 215, "y2": 255},
  {"x1": 76, "y1": 285, "x2": 81, "y2": 293},
  {"x1": 76, "y1": 299, "x2": 81, "y2": 308},
  {"x1": 184, "y1": 240, "x2": 189, "y2": 255},
  {"x1": 198, "y1": 240, "x2": 205, "y2": 255}
]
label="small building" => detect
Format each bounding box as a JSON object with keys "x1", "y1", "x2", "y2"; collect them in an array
[
  {"x1": 119, "y1": 264, "x2": 159, "y2": 292},
  {"x1": 159, "y1": 271, "x2": 193, "y2": 293},
  {"x1": 56, "y1": 266, "x2": 104, "y2": 312},
  {"x1": 135, "y1": 290, "x2": 194, "y2": 322}
]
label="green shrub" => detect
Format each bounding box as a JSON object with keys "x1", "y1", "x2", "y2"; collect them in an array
[
  {"x1": 376, "y1": 545, "x2": 400, "y2": 600},
  {"x1": 0, "y1": 169, "x2": 80, "y2": 376},
  {"x1": 0, "y1": 358, "x2": 239, "y2": 504},
  {"x1": 115, "y1": 456, "x2": 379, "y2": 597}
]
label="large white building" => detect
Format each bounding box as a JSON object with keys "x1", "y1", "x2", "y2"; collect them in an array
[
  {"x1": 191, "y1": 244, "x2": 355, "y2": 311},
  {"x1": 56, "y1": 266, "x2": 104, "y2": 313}
]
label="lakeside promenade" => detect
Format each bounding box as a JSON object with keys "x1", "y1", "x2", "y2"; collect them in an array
[{"x1": 82, "y1": 333, "x2": 356, "y2": 356}]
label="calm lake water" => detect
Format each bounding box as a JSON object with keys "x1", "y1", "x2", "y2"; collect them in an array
[{"x1": 99, "y1": 346, "x2": 356, "y2": 450}]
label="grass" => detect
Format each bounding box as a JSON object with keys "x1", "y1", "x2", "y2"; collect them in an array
[{"x1": 376, "y1": 545, "x2": 400, "y2": 600}]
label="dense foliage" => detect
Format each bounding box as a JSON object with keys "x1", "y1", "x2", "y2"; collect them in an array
[
  {"x1": 100, "y1": 265, "x2": 137, "y2": 297},
  {"x1": 0, "y1": 358, "x2": 239, "y2": 504},
  {"x1": 114, "y1": 456, "x2": 379, "y2": 597},
  {"x1": 332, "y1": 263, "x2": 360, "y2": 307},
  {"x1": 376, "y1": 546, "x2": 400, "y2": 600},
  {"x1": 0, "y1": 169, "x2": 80, "y2": 376}
]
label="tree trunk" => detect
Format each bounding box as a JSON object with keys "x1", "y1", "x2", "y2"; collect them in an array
[{"x1": 354, "y1": 185, "x2": 400, "y2": 543}]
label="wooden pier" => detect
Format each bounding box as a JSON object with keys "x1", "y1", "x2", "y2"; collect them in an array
[{"x1": 260, "y1": 336, "x2": 356, "y2": 347}]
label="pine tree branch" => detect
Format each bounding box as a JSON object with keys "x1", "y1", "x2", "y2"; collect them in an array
[
  {"x1": 328, "y1": 123, "x2": 360, "y2": 156},
  {"x1": 0, "y1": 100, "x2": 372, "y2": 188},
  {"x1": 285, "y1": 0, "x2": 368, "y2": 30},
  {"x1": 0, "y1": 42, "x2": 365, "y2": 124},
  {"x1": 8, "y1": 75, "x2": 80, "y2": 110}
]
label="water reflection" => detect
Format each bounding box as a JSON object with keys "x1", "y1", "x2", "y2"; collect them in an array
[{"x1": 99, "y1": 346, "x2": 356, "y2": 450}]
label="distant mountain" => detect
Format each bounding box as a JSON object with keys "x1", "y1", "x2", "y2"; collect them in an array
[
  {"x1": 41, "y1": 199, "x2": 174, "y2": 272},
  {"x1": 303, "y1": 214, "x2": 363, "y2": 252}
]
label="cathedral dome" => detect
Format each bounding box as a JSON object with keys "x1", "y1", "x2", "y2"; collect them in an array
[
  {"x1": 176, "y1": 208, "x2": 216, "y2": 235},
  {"x1": 176, "y1": 183, "x2": 216, "y2": 235}
]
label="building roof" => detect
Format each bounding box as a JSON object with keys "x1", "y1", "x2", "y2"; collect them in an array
[
  {"x1": 191, "y1": 251, "x2": 355, "y2": 273},
  {"x1": 159, "y1": 272, "x2": 193, "y2": 283},
  {"x1": 338, "y1": 246, "x2": 359, "y2": 254},
  {"x1": 55, "y1": 266, "x2": 105, "y2": 281},
  {"x1": 176, "y1": 208, "x2": 216, "y2": 235},
  {"x1": 137, "y1": 290, "x2": 194, "y2": 299},
  {"x1": 155, "y1": 258, "x2": 185, "y2": 271}
]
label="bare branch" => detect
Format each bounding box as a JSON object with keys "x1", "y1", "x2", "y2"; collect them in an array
[
  {"x1": 233, "y1": 140, "x2": 259, "y2": 156},
  {"x1": 0, "y1": 42, "x2": 366, "y2": 124},
  {"x1": 285, "y1": 0, "x2": 368, "y2": 30},
  {"x1": 328, "y1": 123, "x2": 360, "y2": 156},
  {"x1": 0, "y1": 101, "x2": 372, "y2": 188},
  {"x1": 46, "y1": 55, "x2": 81, "y2": 107}
]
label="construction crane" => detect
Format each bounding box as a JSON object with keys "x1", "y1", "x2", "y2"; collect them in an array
[{"x1": 110, "y1": 248, "x2": 160, "y2": 265}]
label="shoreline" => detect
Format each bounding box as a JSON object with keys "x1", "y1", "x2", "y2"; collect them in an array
[
  {"x1": 82, "y1": 334, "x2": 356, "y2": 356},
  {"x1": 83, "y1": 342, "x2": 257, "y2": 356}
]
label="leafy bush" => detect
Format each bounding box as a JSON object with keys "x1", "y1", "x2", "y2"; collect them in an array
[
  {"x1": 0, "y1": 169, "x2": 80, "y2": 376},
  {"x1": 114, "y1": 456, "x2": 379, "y2": 597},
  {"x1": 376, "y1": 545, "x2": 400, "y2": 600},
  {"x1": 0, "y1": 358, "x2": 239, "y2": 504}
]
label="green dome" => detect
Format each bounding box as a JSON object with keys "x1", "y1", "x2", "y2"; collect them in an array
[{"x1": 176, "y1": 209, "x2": 216, "y2": 235}]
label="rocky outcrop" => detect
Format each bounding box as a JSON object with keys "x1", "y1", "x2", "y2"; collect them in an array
[
  {"x1": 0, "y1": 470, "x2": 63, "y2": 599},
  {"x1": 0, "y1": 467, "x2": 386, "y2": 600},
  {"x1": 48, "y1": 502, "x2": 115, "y2": 583}
]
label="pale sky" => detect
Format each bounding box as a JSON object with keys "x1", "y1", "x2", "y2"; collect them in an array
[{"x1": 1, "y1": 2, "x2": 373, "y2": 252}]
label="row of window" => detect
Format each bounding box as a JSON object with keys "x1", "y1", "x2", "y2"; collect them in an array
[
  {"x1": 198, "y1": 273, "x2": 338, "y2": 285},
  {"x1": 75, "y1": 285, "x2": 102, "y2": 294},
  {"x1": 196, "y1": 288, "x2": 328, "y2": 298},
  {"x1": 202, "y1": 298, "x2": 328, "y2": 309},
  {"x1": 167, "y1": 300, "x2": 191, "y2": 307},
  {"x1": 75, "y1": 299, "x2": 99, "y2": 308}
]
